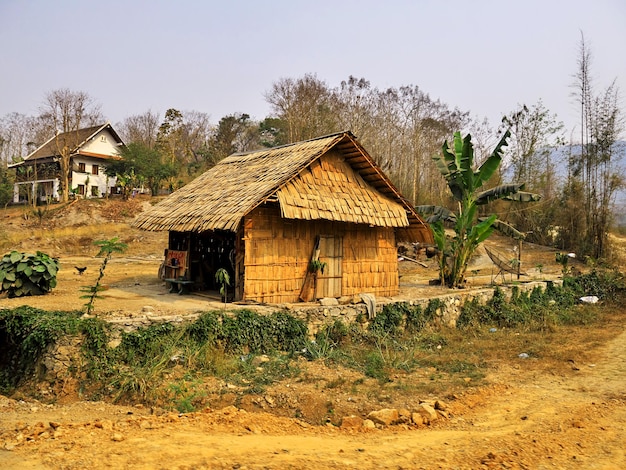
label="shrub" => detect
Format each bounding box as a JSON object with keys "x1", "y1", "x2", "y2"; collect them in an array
[
  {"x1": 0, "y1": 307, "x2": 84, "y2": 392},
  {"x1": 0, "y1": 250, "x2": 60, "y2": 297},
  {"x1": 185, "y1": 311, "x2": 223, "y2": 346},
  {"x1": 369, "y1": 303, "x2": 404, "y2": 335}
]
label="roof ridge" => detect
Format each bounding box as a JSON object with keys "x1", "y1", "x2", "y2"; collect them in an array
[{"x1": 231, "y1": 130, "x2": 354, "y2": 157}]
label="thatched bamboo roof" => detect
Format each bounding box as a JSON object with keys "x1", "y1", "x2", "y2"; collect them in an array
[{"x1": 132, "y1": 131, "x2": 433, "y2": 244}]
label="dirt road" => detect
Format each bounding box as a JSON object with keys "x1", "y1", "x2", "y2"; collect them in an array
[{"x1": 1, "y1": 316, "x2": 624, "y2": 469}]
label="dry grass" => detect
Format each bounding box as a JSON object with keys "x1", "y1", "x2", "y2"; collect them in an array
[{"x1": 0, "y1": 199, "x2": 166, "y2": 257}]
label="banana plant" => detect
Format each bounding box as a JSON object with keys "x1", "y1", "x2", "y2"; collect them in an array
[{"x1": 416, "y1": 130, "x2": 540, "y2": 288}]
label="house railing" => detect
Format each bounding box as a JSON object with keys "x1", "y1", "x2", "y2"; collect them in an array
[{"x1": 13, "y1": 163, "x2": 60, "y2": 182}]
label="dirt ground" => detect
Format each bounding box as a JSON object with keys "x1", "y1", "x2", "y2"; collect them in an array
[{"x1": 1, "y1": 199, "x2": 625, "y2": 469}]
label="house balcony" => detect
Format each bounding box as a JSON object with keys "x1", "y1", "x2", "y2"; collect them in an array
[{"x1": 13, "y1": 163, "x2": 60, "y2": 182}]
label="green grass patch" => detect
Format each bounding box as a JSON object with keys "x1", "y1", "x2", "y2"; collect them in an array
[{"x1": 1, "y1": 270, "x2": 623, "y2": 410}]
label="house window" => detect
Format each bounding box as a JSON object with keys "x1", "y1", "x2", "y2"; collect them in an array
[
  {"x1": 77, "y1": 184, "x2": 85, "y2": 196},
  {"x1": 100, "y1": 135, "x2": 106, "y2": 143},
  {"x1": 78, "y1": 162, "x2": 86, "y2": 172},
  {"x1": 91, "y1": 186, "x2": 99, "y2": 197},
  {"x1": 92, "y1": 164, "x2": 99, "y2": 175}
]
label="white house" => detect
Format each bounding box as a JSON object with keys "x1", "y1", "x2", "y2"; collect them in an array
[{"x1": 9, "y1": 123, "x2": 124, "y2": 203}]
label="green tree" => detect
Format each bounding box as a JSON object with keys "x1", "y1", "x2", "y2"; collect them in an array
[
  {"x1": 201, "y1": 113, "x2": 259, "y2": 167},
  {"x1": 417, "y1": 130, "x2": 540, "y2": 288},
  {"x1": 107, "y1": 142, "x2": 176, "y2": 198},
  {"x1": 258, "y1": 117, "x2": 288, "y2": 147},
  {"x1": 0, "y1": 165, "x2": 13, "y2": 207}
]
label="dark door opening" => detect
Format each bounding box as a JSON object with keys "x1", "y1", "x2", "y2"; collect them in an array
[{"x1": 189, "y1": 230, "x2": 236, "y2": 299}]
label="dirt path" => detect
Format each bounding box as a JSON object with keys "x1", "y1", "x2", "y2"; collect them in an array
[{"x1": 1, "y1": 324, "x2": 624, "y2": 469}]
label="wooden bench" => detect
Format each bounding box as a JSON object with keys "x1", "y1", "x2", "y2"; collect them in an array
[{"x1": 165, "y1": 278, "x2": 194, "y2": 295}]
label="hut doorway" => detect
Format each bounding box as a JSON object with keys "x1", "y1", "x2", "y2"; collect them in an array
[
  {"x1": 315, "y1": 235, "x2": 343, "y2": 298},
  {"x1": 165, "y1": 230, "x2": 238, "y2": 299},
  {"x1": 189, "y1": 230, "x2": 236, "y2": 298}
]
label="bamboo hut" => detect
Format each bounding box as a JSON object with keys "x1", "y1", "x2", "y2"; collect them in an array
[{"x1": 132, "y1": 131, "x2": 434, "y2": 303}]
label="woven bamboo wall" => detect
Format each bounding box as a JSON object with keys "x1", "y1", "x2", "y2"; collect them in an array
[
  {"x1": 341, "y1": 225, "x2": 399, "y2": 298},
  {"x1": 243, "y1": 205, "x2": 399, "y2": 303}
]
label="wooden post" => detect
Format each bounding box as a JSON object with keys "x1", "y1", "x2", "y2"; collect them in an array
[
  {"x1": 299, "y1": 235, "x2": 321, "y2": 302},
  {"x1": 517, "y1": 239, "x2": 522, "y2": 280}
]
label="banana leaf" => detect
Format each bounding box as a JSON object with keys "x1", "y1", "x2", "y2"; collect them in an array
[
  {"x1": 436, "y1": 144, "x2": 464, "y2": 201},
  {"x1": 476, "y1": 183, "x2": 525, "y2": 205},
  {"x1": 415, "y1": 205, "x2": 457, "y2": 224},
  {"x1": 503, "y1": 191, "x2": 542, "y2": 202},
  {"x1": 460, "y1": 133, "x2": 474, "y2": 192},
  {"x1": 478, "y1": 217, "x2": 526, "y2": 240},
  {"x1": 468, "y1": 214, "x2": 497, "y2": 245},
  {"x1": 474, "y1": 129, "x2": 510, "y2": 188}
]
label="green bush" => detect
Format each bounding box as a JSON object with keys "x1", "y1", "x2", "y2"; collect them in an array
[
  {"x1": 564, "y1": 269, "x2": 625, "y2": 300},
  {"x1": 369, "y1": 303, "x2": 404, "y2": 335},
  {"x1": 185, "y1": 311, "x2": 223, "y2": 345},
  {"x1": 0, "y1": 306, "x2": 85, "y2": 392},
  {"x1": 0, "y1": 250, "x2": 60, "y2": 297}
]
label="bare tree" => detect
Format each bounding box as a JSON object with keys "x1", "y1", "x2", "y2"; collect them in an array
[
  {"x1": 265, "y1": 74, "x2": 338, "y2": 142},
  {"x1": 333, "y1": 76, "x2": 377, "y2": 143},
  {"x1": 182, "y1": 110, "x2": 214, "y2": 166},
  {"x1": 118, "y1": 110, "x2": 161, "y2": 149},
  {"x1": 265, "y1": 74, "x2": 468, "y2": 207},
  {"x1": 499, "y1": 101, "x2": 565, "y2": 243},
  {"x1": 0, "y1": 113, "x2": 41, "y2": 166},
  {"x1": 39, "y1": 89, "x2": 103, "y2": 202}
]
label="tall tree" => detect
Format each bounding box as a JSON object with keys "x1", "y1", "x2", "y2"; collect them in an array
[
  {"x1": 155, "y1": 109, "x2": 213, "y2": 178},
  {"x1": 38, "y1": 89, "x2": 103, "y2": 202},
  {"x1": 333, "y1": 76, "x2": 376, "y2": 145},
  {"x1": 0, "y1": 113, "x2": 40, "y2": 166},
  {"x1": 265, "y1": 74, "x2": 338, "y2": 142},
  {"x1": 118, "y1": 110, "x2": 161, "y2": 149},
  {"x1": 156, "y1": 108, "x2": 185, "y2": 166},
  {"x1": 202, "y1": 113, "x2": 258, "y2": 168},
  {"x1": 566, "y1": 34, "x2": 624, "y2": 258},
  {"x1": 500, "y1": 101, "x2": 564, "y2": 244}
]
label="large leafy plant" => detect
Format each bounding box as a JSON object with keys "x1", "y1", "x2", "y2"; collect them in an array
[
  {"x1": 417, "y1": 130, "x2": 540, "y2": 288},
  {"x1": 215, "y1": 267, "x2": 231, "y2": 303},
  {"x1": 0, "y1": 251, "x2": 60, "y2": 297}
]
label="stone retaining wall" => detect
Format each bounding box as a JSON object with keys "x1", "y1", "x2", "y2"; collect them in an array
[
  {"x1": 102, "y1": 280, "x2": 562, "y2": 336},
  {"x1": 283, "y1": 280, "x2": 561, "y2": 334},
  {"x1": 38, "y1": 281, "x2": 561, "y2": 389}
]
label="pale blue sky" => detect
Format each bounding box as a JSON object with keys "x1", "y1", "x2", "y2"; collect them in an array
[{"x1": 1, "y1": 0, "x2": 625, "y2": 139}]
